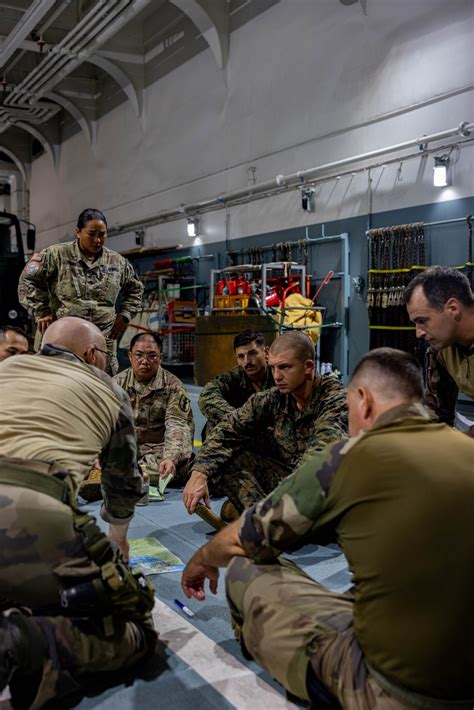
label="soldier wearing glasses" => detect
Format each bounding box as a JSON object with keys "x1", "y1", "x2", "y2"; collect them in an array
[
  {"x1": 114, "y1": 332, "x2": 194, "y2": 486},
  {"x1": 18, "y1": 208, "x2": 143, "y2": 375}
]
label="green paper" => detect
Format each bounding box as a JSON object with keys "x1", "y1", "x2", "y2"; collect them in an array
[
  {"x1": 147, "y1": 473, "x2": 174, "y2": 502},
  {"x1": 129, "y1": 537, "x2": 184, "y2": 575},
  {"x1": 158, "y1": 472, "x2": 174, "y2": 496},
  {"x1": 148, "y1": 485, "x2": 164, "y2": 501}
]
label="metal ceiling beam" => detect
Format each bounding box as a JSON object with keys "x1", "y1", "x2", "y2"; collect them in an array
[
  {"x1": 87, "y1": 54, "x2": 141, "y2": 117},
  {"x1": 0, "y1": 143, "x2": 27, "y2": 183},
  {"x1": 14, "y1": 119, "x2": 56, "y2": 167},
  {"x1": 171, "y1": 0, "x2": 229, "y2": 69},
  {"x1": 45, "y1": 90, "x2": 93, "y2": 144},
  {"x1": 0, "y1": 0, "x2": 57, "y2": 68}
]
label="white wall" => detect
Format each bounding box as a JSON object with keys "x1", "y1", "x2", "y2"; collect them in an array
[{"x1": 30, "y1": 0, "x2": 474, "y2": 250}]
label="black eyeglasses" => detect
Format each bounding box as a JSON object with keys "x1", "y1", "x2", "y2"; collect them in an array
[
  {"x1": 83, "y1": 346, "x2": 110, "y2": 362},
  {"x1": 131, "y1": 352, "x2": 160, "y2": 362}
]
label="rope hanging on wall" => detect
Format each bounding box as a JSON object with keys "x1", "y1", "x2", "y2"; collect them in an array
[{"x1": 367, "y1": 222, "x2": 426, "y2": 356}]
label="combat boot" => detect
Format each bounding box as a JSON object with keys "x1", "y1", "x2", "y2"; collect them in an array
[
  {"x1": 0, "y1": 613, "x2": 45, "y2": 692},
  {"x1": 78, "y1": 461, "x2": 102, "y2": 502}
]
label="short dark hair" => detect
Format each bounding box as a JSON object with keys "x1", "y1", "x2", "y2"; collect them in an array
[
  {"x1": 350, "y1": 347, "x2": 423, "y2": 400},
  {"x1": 404, "y1": 266, "x2": 474, "y2": 311},
  {"x1": 233, "y1": 330, "x2": 265, "y2": 350},
  {"x1": 77, "y1": 209, "x2": 108, "y2": 230},
  {"x1": 0, "y1": 324, "x2": 28, "y2": 342},
  {"x1": 129, "y1": 331, "x2": 163, "y2": 352},
  {"x1": 269, "y1": 330, "x2": 315, "y2": 362}
]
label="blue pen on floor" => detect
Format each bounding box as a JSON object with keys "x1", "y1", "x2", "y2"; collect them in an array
[{"x1": 174, "y1": 598, "x2": 195, "y2": 618}]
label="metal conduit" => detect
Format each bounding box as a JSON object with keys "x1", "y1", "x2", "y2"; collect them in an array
[
  {"x1": 0, "y1": 0, "x2": 57, "y2": 67},
  {"x1": 11, "y1": 0, "x2": 129, "y2": 107},
  {"x1": 7, "y1": 0, "x2": 152, "y2": 109},
  {"x1": 38, "y1": 0, "x2": 153, "y2": 99},
  {"x1": 5, "y1": 0, "x2": 132, "y2": 108},
  {"x1": 286, "y1": 124, "x2": 473, "y2": 183},
  {"x1": 5, "y1": 0, "x2": 115, "y2": 106},
  {"x1": 30, "y1": 0, "x2": 131, "y2": 100},
  {"x1": 109, "y1": 121, "x2": 473, "y2": 236},
  {"x1": 2, "y1": 0, "x2": 75, "y2": 75}
]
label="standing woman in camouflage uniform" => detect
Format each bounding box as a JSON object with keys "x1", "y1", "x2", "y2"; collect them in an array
[{"x1": 18, "y1": 208, "x2": 143, "y2": 374}]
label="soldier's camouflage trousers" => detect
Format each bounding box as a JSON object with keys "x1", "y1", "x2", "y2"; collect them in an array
[
  {"x1": 139, "y1": 442, "x2": 192, "y2": 487},
  {"x1": 225, "y1": 556, "x2": 412, "y2": 709},
  {"x1": 105, "y1": 336, "x2": 119, "y2": 377},
  {"x1": 212, "y1": 450, "x2": 292, "y2": 512},
  {"x1": 0, "y1": 482, "x2": 157, "y2": 708}
]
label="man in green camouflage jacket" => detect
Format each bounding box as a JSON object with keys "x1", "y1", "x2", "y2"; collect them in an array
[
  {"x1": 198, "y1": 330, "x2": 275, "y2": 436},
  {"x1": 18, "y1": 208, "x2": 143, "y2": 375},
  {"x1": 405, "y1": 266, "x2": 474, "y2": 432},
  {"x1": 183, "y1": 331, "x2": 347, "y2": 514},
  {"x1": 114, "y1": 331, "x2": 194, "y2": 488},
  {"x1": 181, "y1": 348, "x2": 474, "y2": 708},
  {"x1": 0, "y1": 317, "x2": 156, "y2": 708}
]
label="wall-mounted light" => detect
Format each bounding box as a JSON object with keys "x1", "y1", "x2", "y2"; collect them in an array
[
  {"x1": 433, "y1": 156, "x2": 449, "y2": 187},
  {"x1": 187, "y1": 217, "x2": 199, "y2": 238},
  {"x1": 301, "y1": 187, "x2": 315, "y2": 212}
]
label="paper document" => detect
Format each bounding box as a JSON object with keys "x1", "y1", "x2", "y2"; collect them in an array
[{"x1": 130, "y1": 537, "x2": 184, "y2": 575}]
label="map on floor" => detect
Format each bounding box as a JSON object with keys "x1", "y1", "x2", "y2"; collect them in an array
[{"x1": 130, "y1": 537, "x2": 185, "y2": 575}]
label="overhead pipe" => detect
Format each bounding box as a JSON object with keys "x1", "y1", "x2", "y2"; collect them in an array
[
  {"x1": 6, "y1": 0, "x2": 126, "y2": 106},
  {"x1": 8, "y1": 0, "x2": 129, "y2": 107},
  {"x1": 0, "y1": 0, "x2": 57, "y2": 68},
  {"x1": 30, "y1": 0, "x2": 130, "y2": 97},
  {"x1": 3, "y1": 0, "x2": 74, "y2": 75},
  {"x1": 35, "y1": 0, "x2": 152, "y2": 99},
  {"x1": 6, "y1": 0, "x2": 152, "y2": 110},
  {"x1": 277, "y1": 122, "x2": 473, "y2": 186},
  {"x1": 0, "y1": 104, "x2": 59, "y2": 124},
  {"x1": 109, "y1": 121, "x2": 473, "y2": 236},
  {"x1": 5, "y1": 0, "x2": 112, "y2": 106}
]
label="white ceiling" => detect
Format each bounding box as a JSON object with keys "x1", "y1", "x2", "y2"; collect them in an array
[{"x1": 0, "y1": 0, "x2": 279, "y2": 159}]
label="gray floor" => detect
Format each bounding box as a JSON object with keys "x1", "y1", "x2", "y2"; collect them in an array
[{"x1": 69, "y1": 385, "x2": 352, "y2": 709}]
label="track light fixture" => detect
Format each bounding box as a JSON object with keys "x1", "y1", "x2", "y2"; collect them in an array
[{"x1": 433, "y1": 156, "x2": 449, "y2": 187}]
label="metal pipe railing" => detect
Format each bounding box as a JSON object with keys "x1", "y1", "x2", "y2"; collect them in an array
[{"x1": 109, "y1": 122, "x2": 473, "y2": 236}]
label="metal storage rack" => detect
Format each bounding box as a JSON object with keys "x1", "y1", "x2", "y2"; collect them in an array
[
  {"x1": 141, "y1": 274, "x2": 197, "y2": 366},
  {"x1": 210, "y1": 262, "x2": 307, "y2": 315}
]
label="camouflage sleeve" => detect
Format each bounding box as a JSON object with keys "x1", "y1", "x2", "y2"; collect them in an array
[
  {"x1": 18, "y1": 248, "x2": 54, "y2": 319},
  {"x1": 193, "y1": 391, "x2": 271, "y2": 478},
  {"x1": 118, "y1": 259, "x2": 144, "y2": 321},
  {"x1": 163, "y1": 387, "x2": 195, "y2": 465},
  {"x1": 299, "y1": 376, "x2": 348, "y2": 464},
  {"x1": 94, "y1": 376, "x2": 144, "y2": 524},
  {"x1": 198, "y1": 370, "x2": 240, "y2": 423},
  {"x1": 238, "y1": 441, "x2": 346, "y2": 563},
  {"x1": 423, "y1": 348, "x2": 458, "y2": 426}
]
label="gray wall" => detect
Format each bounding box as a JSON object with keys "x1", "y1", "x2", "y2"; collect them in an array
[{"x1": 132, "y1": 195, "x2": 474, "y2": 376}]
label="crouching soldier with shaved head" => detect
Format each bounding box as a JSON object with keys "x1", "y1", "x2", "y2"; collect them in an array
[
  {"x1": 181, "y1": 348, "x2": 474, "y2": 708},
  {"x1": 183, "y1": 331, "x2": 347, "y2": 523},
  {"x1": 0, "y1": 317, "x2": 156, "y2": 708}
]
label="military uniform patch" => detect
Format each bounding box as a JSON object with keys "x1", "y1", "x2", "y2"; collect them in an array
[
  {"x1": 30, "y1": 252, "x2": 44, "y2": 262},
  {"x1": 179, "y1": 394, "x2": 190, "y2": 413},
  {"x1": 25, "y1": 261, "x2": 41, "y2": 274},
  {"x1": 24, "y1": 252, "x2": 45, "y2": 275}
]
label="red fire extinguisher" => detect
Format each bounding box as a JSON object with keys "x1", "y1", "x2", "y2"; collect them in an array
[
  {"x1": 227, "y1": 274, "x2": 237, "y2": 295},
  {"x1": 216, "y1": 277, "x2": 226, "y2": 295},
  {"x1": 237, "y1": 275, "x2": 250, "y2": 294}
]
